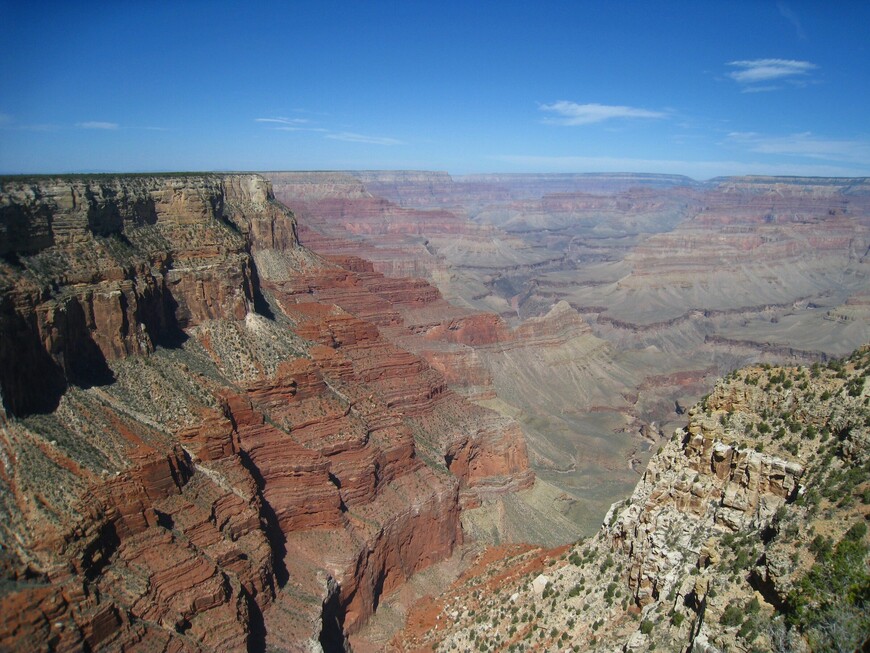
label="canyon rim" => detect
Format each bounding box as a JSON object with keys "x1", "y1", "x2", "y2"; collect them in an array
[{"x1": 0, "y1": 170, "x2": 867, "y2": 652}]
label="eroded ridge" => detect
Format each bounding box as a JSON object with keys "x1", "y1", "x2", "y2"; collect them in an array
[
  {"x1": 393, "y1": 347, "x2": 869, "y2": 653},
  {"x1": 0, "y1": 174, "x2": 534, "y2": 651}
]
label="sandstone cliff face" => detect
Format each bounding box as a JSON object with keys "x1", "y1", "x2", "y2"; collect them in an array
[
  {"x1": 391, "y1": 348, "x2": 869, "y2": 653},
  {"x1": 0, "y1": 175, "x2": 269, "y2": 416},
  {"x1": 0, "y1": 174, "x2": 535, "y2": 651}
]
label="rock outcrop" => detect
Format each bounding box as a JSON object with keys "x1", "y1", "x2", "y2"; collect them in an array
[
  {"x1": 0, "y1": 174, "x2": 266, "y2": 416},
  {"x1": 391, "y1": 347, "x2": 869, "y2": 653},
  {"x1": 0, "y1": 173, "x2": 535, "y2": 651}
]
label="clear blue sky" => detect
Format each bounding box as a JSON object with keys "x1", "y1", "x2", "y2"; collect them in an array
[{"x1": 2, "y1": 0, "x2": 868, "y2": 179}]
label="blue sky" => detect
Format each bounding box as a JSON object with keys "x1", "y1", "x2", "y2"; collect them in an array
[{"x1": 1, "y1": 0, "x2": 869, "y2": 179}]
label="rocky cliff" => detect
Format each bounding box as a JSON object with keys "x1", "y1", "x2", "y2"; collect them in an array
[
  {"x1": 0, "y1": 174, "x2": 535, "y2": 651},
  {"x1": 269, "y1": 171, "x2": 870, "y2": 552},
  {"x1": 393, "y1": 347, "x2": 869, "y2": 652}
]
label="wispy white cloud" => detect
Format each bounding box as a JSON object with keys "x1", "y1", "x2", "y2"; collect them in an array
[
  {"x1": 490, "y1": 154, "x2": 869, "y2": 179},
  {"x1": 727, "y1": 131, "x2": 870, "y2": 164},
  {"x1": 726, "y1": 59, "x2": 816, "y2": 89},
  {"x1": 739, "y1": 85, "x2": 784, "y2": 94},
  {"x1": 256, "y1": 115, "x2": 402, "y2": 144},
  {"x1": 325, "y1": 131, "x2": 404, "y2": 145},
  {"x1": 539, "y1": 101, "x2": 667, "y2": 126},
  {"x1": 777, "y1": 2, "x2": 806, "y2": 40},
  {"x1": 254, "y1": 117, "x2": 309, "y2": 125},
  {"x1": 272, "y1": 126, "x2": 328, "y2": 132},
  {"x1": 77, "y1": 121, "x2": 119, "y2": 130}
]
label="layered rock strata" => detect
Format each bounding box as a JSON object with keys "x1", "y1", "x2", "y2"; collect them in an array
[
  {"x1": 0, "y1": 174, "x2": 534, "y2": 651},
  {"x1": 392, "y1": 347, "x2": 869, "y2": 653},
  {"x1": 270, "y1": 171, "x2": 870, "y2": 547}
]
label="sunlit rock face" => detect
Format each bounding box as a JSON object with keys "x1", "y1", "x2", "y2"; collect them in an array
[
  {"x1": 269, "y1": 170, "x2": 870, "y2": 539},
  {"x1": 0, "y1": 174, "x2": 534, "y2": 650},
  {"x1": 389, "y1": 349, "x2": 869, "y2": 653}
]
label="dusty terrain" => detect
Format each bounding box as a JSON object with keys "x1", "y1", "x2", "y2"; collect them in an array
[
  {"x1": 391, "y1": 349, "x2": 870, "y2": 652},
  {"x1": 268, "y1": 171, "x2": 870, "y2": 536}
]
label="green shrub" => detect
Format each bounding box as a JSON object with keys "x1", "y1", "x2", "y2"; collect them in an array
[
  {"x1": 721, "y1": 603, "x2": 744, "y2": 627},
  {"x1": 844, "y1": 521, "x2": 867, "y2": 542},
  {"x1": 784, "y1": 525, "x2": 870, "y2": 652},
  {"x1": 809, "y1": 534, "x2": 832, "y2": 559}
]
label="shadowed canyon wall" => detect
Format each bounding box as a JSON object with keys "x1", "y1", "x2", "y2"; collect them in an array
[
  {"x1": 268, "y1": 171, "x2": 870, "y2": 535},
  {"x1": 0, "y1": 174, "x2": 533, "y2": 651}
]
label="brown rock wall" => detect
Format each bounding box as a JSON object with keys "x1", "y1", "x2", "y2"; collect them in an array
[
  {"x1": 0, "y1": 175, "x2": 292, "y2": 416},
  {"x1": 0, "y1": 173, "x2": 537, "y2": 651}
]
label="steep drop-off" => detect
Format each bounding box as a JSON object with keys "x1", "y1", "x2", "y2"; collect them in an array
[
  {"x1": 394, "y1": 347, "x2": 869, "y2": 652},
  {"x1": 269, "y1": 171, "x2": 870, "y2": 541},
  {"x1": 0, "y1": 174, "x2": 534, "y2": 651}
]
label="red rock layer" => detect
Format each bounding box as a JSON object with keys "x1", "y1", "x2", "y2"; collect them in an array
[
  {"x1": 0, "y1": 175, "x2": 287, "y2": 416},
  {"x1": 0, "y1": 410, "x2": 275, "y2": 652},
  {"x1": 271, "y1": 294, "x2": 532, "y2": 493},
  {"x1": 626, "y1": 178, "x2": 870, "y2": 279},
  {"x1": 0, "y1": 173, "x2": 537, "y2": 651},
  {"x1": 266, "y1": 171, "x2": 501, "y2": 282}
]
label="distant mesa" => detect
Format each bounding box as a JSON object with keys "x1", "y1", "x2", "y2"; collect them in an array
[{"x1": 1, "y1": 170, "x2": 867, "y2": 651}]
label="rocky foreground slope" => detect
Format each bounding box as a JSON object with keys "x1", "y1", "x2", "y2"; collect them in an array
[
  {"x1": 0, "y1": 174, "x2": 535, "y2": 651},
  {"x1": 393, "y1": 347, "x2": 869, "y2": 652},
  {"x1": 268, "y1": 170, "x2": 870, "y2": 544}
]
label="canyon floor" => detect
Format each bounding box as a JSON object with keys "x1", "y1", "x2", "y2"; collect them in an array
[
  {"x1": 268, "y1": 171, "x2": 870, "y2": 539},
  {"x1": 0, "y1": 172, "x2": 867, "y2": 652}
]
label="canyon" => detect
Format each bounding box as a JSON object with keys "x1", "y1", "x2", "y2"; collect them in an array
[
  {"x1": 392, "y1": 347, "x2": 869, "y2": 652},
  {"x1": 0, "y1": 174, "x2": 533, "y2": 651},
  {"x1": 268, "y1": 171, "x2": 870, "y2": 534},
  {"x1": 0, "y1": 171, "x2": 867, "y2": 651}
]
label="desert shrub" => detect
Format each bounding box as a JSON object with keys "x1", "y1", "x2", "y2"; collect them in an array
[
  {"x1": 844, "y1": 521, "x2": 867, "y2": 542},
  {"x1": 721, "y1": 603, "x2": 744, "y2": 627},
  {"x1": 738, "y1": 619, "x2": 757, "y2": 640},
  {"x1": 784, "y1": 522, "x2": 870, "y2": 652},
  {"x1": 809, "y1": 534, "x2": 833, "y2": 559}
]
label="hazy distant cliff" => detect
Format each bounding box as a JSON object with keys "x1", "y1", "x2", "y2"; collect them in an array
[
  {"x1": 394, "y1": 348, "x2": 869, "y2": 652},
  {"x1": 0, "y1": 174, "x2": 534, "y2": 651}
]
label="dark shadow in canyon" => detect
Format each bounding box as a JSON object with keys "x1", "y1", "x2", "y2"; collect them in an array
[
  {"x1": 250, "y1": 266, "x2": 276, "y2": 320},
  {"x1": 0, "y1": 306, "x2": 68, "y2": 417},
  {"x1": 319, "y1": 580, "x2": 348, "y2": 653},
  {"x1": 245, "y1": 588, "x2": 268, "y2": 653},
  {"x1": 237, "y1": 449, "x2": 290, "y2": 589}
]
